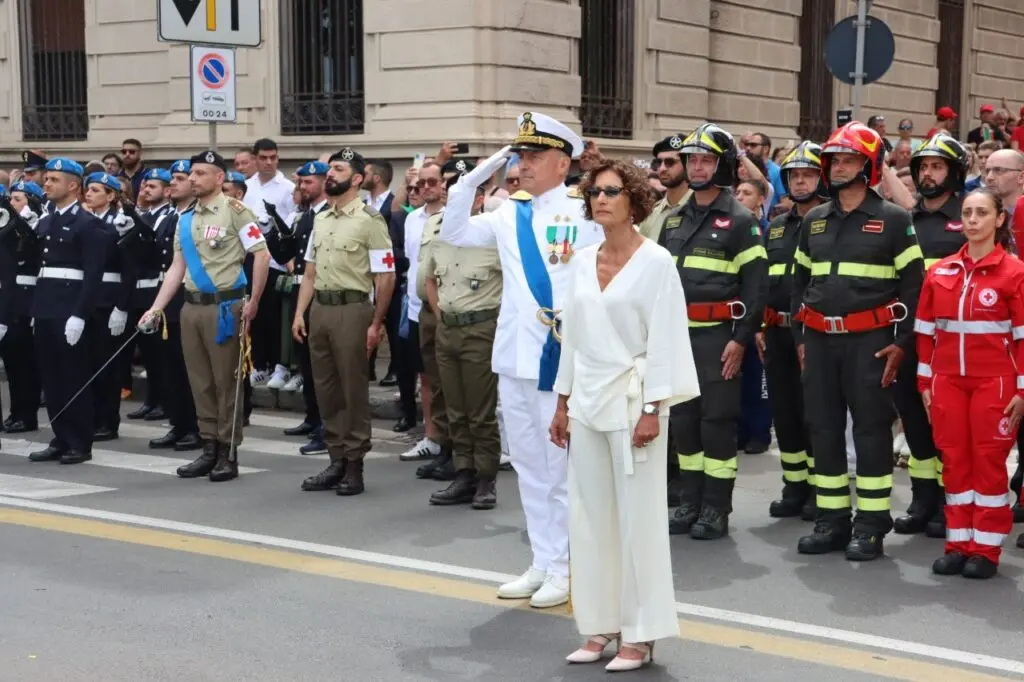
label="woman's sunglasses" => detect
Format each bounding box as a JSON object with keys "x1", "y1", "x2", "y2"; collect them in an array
[{"x1": 585, "y1": 186, "x2": 625, "y2": 198}]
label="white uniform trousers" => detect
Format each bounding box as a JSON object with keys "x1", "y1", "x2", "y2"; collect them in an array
[
  {"x1": 568, "y1": 417, "x2": 680, "y2": 644},
  {"x1": 498, "y1": 374, "x2": 569, "y2": 577}
]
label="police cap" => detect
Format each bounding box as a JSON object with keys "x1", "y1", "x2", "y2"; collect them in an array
[
  {"x1": 225, "y1": 171, "x2": 247, "y2": 185},
  {"x1": 170, "y1": 160, "x2": 192, "y2": 176},
  {"x1": 85, "y1": 172, "x2": 123, "y2": 193},
  {"x1": 12, "y1": 180, "x2": 45, "y2": 200},
  {"x1": 22, "y1": 150, "x2": 48, "y2": 171},
  {"x1": 143, "y1": 168, "x2": 172, "y2": 184}
]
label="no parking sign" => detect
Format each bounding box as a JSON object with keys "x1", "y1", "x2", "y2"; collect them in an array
[{"x1": 190, "y1": 45, "x2": 236, "y2": 123}]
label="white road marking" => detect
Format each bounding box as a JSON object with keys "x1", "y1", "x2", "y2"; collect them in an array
[
  {"x1": 246, "y1": 412, "x2": 406, "y2": 443},
  {"x1": 0, "y1": 439, "x2": 267, "y2": 476},
  {"x1": 0, "y1": 496, "x2": 1021, "y2": 677},
  {"x1": 0, "y1": 474, "x2": 114, "y2": 499}
]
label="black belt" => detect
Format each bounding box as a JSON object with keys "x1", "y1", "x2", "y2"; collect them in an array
[
  {"x1": 315, "y1": 290, "x2": 369, "y2": 305},
  {"x1": 440, "y1": 308, "x2": 499, "y2": 327},
  {"x1": 183, "y1": 287, "x2": 246, "y2": 305}
]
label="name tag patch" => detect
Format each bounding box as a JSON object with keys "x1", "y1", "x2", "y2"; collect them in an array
[
  {"x1": 809, "y1": 220, "x2": 827, "y2": 235},
  {"x1": 665, "y1": 217, "x2": 681, "y2": 230},
  {"x1": 945, "y1": 221, "x2": 963, "y2": 232},
  {"x1": 713, "y1": 217, "x2": 732, "y2": 230},
  {"x1": 768, "y1": 226, "x2": 785, "y2": 240},
  {"x1": 862, "y1": 220, "x2": 884, "y2": 234}
]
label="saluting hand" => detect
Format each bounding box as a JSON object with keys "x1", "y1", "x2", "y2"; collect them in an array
[
  {"x1": 875, "y1": 344, "x2": 904, "y2": 387},
  {"x1": 1005, "y1": 395, "x2": 1024, "y2": 432},
  {"x1": 721, "y1": 340, "x2": 744, "y2": 380},
  {"x1": 291, "y1": 315, "x2": 306, "y2": 343}
]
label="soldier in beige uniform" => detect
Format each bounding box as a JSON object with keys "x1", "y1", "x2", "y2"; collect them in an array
[
  {"x1": 638, "y1": 134, "x2": 692, "y2": 243},
  {"x1": 292, "y1": 148, "x2": 396, "y2": 496},
  {"x1": 423, "y1": 171, "x2": 503, "y2": 509},
  {"x1": 140, "y1": 151, "x2": 271, "y2": 483}
]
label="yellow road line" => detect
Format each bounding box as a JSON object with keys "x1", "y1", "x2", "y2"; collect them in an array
[{"x1": 0, "y1": 508, "x2": 1011, "y2": 682}]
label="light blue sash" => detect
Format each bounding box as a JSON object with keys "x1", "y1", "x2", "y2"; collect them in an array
[
  {"x1": 178, "y1": 209, "x2": 247, "y2": 344},
  {"x1": 514, "y1": 197, "x2": 559, "y2": 391}
]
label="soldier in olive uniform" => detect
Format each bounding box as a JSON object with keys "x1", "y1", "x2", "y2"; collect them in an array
[
  {"x1": 292, "y1": 148, "x2": 396, "y2": 496},
  {"x1": 140, "y1": 151, "x2": 271, "y2": 483},
  {"x1": 638, "y1": 134, "x2": 692, "y2": 243},
  {"x1": 424, "y1": 171, "x2": 503, "y2": 509}
]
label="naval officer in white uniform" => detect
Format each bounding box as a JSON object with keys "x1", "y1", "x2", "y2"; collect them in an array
[{"x1": 439, "y1": 112, "x2": 603, "y2": 608}]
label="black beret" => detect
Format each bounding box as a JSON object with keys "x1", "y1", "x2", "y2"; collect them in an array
[
  {"x1": 189, "y1": 150, "x2": 227, "y2": 171},
  {"x1": 328, "y1": 148, "x2": 366, "y2": 174},
  {"x1": 652, "y1": 134, "x2": 686, "y2": 157},
  {"x1": 442, "y1": 158, "x2": 476, "y2": 176}
]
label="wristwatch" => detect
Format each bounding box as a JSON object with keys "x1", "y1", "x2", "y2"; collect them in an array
[{"x1": 642, "y1": 403, "x2": 659, "y2": 416}]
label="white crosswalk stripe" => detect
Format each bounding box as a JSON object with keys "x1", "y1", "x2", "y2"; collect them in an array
[{"x1": 0, "y1": 473, "x2": 115, "y2": 499}]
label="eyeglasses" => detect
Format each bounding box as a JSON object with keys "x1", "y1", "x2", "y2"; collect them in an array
[
  {"x1": 415, "y1": 177, "x2": 441, "y2": 189},
  {"x1": 898, "y1": 124, "x2": 913, "y2": 131},
  {"x1": 407, "y1": 185, "x2": 419, "y2": 194},
  {"x1": 585, "y1": 186, "x2": 625, "y2": 198},
  {"x1": 506, "y1": 177, "x2": 520, "y2": 185},
  {"x1": 985, "y1": 166, "x2": 1023, "y2": 176},
  {"x1": 121, "y1": 148, "x2": 138, "y2": 155},
  {"x1": 651, "y1": 158, "x2": 679, "y2": 170},
  {"x1": 743, "y1": 142, "x2": 764, "y2": 149}
]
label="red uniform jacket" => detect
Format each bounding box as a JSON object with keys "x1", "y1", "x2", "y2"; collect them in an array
[{"x1": 915, "y1": 244, "x2": 1024, "y2": 394}]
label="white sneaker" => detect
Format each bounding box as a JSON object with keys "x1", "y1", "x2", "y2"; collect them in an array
[
  {"x1": 530, "y1": 573, "x2": 570, "y2": 608},
  {"x1": 499, "y1": 452, "x2": 512, "y2": 470},
  {"x1": 497, "y1": 568, "x2": 546, "y2": 600},
  {"x1": 400, "y1": 437, "x2": 441, "y2": 461},
  {"x1": 266, "y1": 364, "x2": 290, "y2": 390},
  {"x1": 250, "y1": 370, "x2": 268, "y2": 387},
  {"x1": 282, "y1": 374, "x2": 303, "y2": 392}
]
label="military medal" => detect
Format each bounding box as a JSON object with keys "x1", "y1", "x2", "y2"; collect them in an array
[
  {"x1": 546, "y1": 225, "x2": 559, "y2": 264},
  {"x1": 560, "y1": 224, "x2": 577, "y2": 263}
]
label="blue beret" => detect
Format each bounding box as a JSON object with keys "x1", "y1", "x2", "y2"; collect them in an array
[
  {"x1": 143, "y1": 168, "x2": 172, "y2": 184},
  {"x1": 85, "y1": 172, "x2": 122, "y2": 193},
  {"x1": 226, "y1": 171, "x2": 247, "y2": 185},
  {"x1": 45, "y1": 157, "x2": 84, "y2": 177},
  {"x1": 0, "y1": 184, "x2": 5, "y2": 196},
  {"x1": 170, "y1": 160, "x2": 192, "y2": 175},
  {"x1": 11, "y1": 180, "x2": 45, "y2": 199},
  {"x1": 297, "y1": 161, "x2": 329, "y2": 177}
]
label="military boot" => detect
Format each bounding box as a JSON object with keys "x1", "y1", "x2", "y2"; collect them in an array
[
  {"x1": 416, "y1": 449, "x2": 451, "y2": 479},
  {"x1": 301, "y1": 461, "x2": 346, "y2": 491},
  {"x1": 690, "y1": 506, "x2": 729, "y2": 540},
  {"x1": 177, "y1": 440, "x2": 218, "y2": 478},
  {"x1": 769, "y1": 483, "x2": 810, "y2": 518},
  {"x1": 797, "y1": 521, "x2": 852, "y2": 555},
  {"x1": 800, "y1": 496, "x2": 817, "y2": 522},
  {"x1": 209, "y1": 443, "x2": 238, "y2": 482},
  {"x1": 845, "y1": 529, "x2": 884, "y2": 561},
  {"x1": 893, "y1": 482, "x2": 939, "y2": 534},
  {"x1": 668, "y1": 503, "x2": 700, "y2": 535},
  {"x1": 471, "y1": 475, "x2": 497, "y2": 510},
  {"x1": 336, "y1": 458, "x2": 365, "y2": 496},
  {"x1": 430, "y1": 469, "x2": 477, "y2": 506}
]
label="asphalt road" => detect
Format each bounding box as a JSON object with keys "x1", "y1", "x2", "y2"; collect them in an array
[{"x1": 0, "y1": 383, "x2": 1022, "y2": 681}]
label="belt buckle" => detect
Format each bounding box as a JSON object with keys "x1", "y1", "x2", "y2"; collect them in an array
[
  {"x1": 823, "y1": 315, "x2": 847, "y2": 334},
  {"x1": 727, "y1": 300, "x2": 747, "y2": 320},
  {"x1": 778, "y1": 312, "x2": 791, "y2": 327},
  {"x1": 886, "y1": 301, "x2": 908, "y2": 323}
]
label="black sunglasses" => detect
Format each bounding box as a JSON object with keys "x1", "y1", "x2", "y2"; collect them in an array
[
  {"x1": 585, "y1": 186, "x2": 625, "y2": 198},
  {"x1": 651, "y1": 158, "x2": 679, "y2": 170}
]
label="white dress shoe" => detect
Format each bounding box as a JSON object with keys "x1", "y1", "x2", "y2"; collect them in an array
[
  {"x1": 605, "y1": 642, "x2": 654, "y2": 672},
  {"x1": 530, "y1": 573, "x2": 569, "y2": 608},
  {"x1": 496, "y1": 568, "x2": 546, "y2": 599}
]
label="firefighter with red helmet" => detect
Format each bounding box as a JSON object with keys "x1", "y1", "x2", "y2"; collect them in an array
[
  {"x1": 892, "y1": 133, "x2": 970, "y2": 539},
  {"x1": 790, "y1": 121, "x2": 924, "y2": 561}
]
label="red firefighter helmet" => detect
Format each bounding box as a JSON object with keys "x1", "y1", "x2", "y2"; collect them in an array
[{"x1": 820, "y1": 121, "x2": 885, "y2": 190}]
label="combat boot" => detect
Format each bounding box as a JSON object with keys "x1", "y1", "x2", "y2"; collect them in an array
[
  {"x1": 690, "y1": 506, "x2": 729, "y2": 540},
  {"x1": 845, "y1": 529, "x2": 884, "y2": 561},
  {"x1": 209, "y1": 443, "x2": 238, "y2": 482},
  {"x1": 430, "y1": 469, "x2": 476, "y2": 505},
  {"x1": 301, "y1": 461, "x2": 346, "y2": 491},
  {"x1": 800, "y1": 496, "x2": 817, "y2": 522},
  {"x1": 336, "y1": 458, "x2": 365, "y2": 496},
  {"x1": 797, "y1": 521, "x2": 852, "y2": 554},
  {"x1": 471, "y1": 475, "x2": 497, "y2": 510},
  {"x1": 769, "y1": 483, "x2": 810, "y2": 518},
  {"x1": 177, "y1": 441, "x2": 218, "y2": 478},
  {"x1": 668, "y1": 503, "x2": 700, "y2": 535},
  {"x1": 416, "y1": 449, "x2": 451, "y2": 479}
]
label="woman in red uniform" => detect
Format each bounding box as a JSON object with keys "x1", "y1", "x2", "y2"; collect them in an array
[{"x1": 916, "y1": 188, "x2": 1024, "y2": 579}]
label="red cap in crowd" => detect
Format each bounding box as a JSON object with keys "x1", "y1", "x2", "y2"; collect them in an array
[
  {"x1": 937, "y1": 106, "x2": 957, "y2": 120},
  {"x1": 980, "y1": 104, "x2": 995, "y2": 114}
]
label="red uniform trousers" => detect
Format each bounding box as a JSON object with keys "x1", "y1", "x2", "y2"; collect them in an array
[{"x1": 930, "y1": 374, "x2": 1016, "y2": 563}]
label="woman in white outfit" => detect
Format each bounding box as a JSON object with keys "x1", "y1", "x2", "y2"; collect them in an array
[{"x1": 550, "y1": 159, "x2": 700, "y2": 671}]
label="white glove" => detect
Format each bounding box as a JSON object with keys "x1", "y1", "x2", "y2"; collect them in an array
[
  {"x1": 0, "y1": 208, "x2": 9, "y2": 228},
  {"x1": 113, "y1": 214, "x2": 135, "y2": 237},
  {"x1": 109, "y1": 307, "x2": 128, "y2": 336},
  {"x1": 21, "y1": 206, "x2": 40, "y2": 229},
  {"x1": 0, "y1": 324, "x2": 7, "y2": 343},
  {"x1": 465, "y1": 145, "x2": 513, "y2": 189},
  {"x1": 65, "y1": 316, "x2": 85, "y2": 347}
]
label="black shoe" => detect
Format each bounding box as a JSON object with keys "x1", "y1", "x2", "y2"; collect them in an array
[
  {"x1": 302, "y1": 461, "x2": 346, "y2": 491},
  {"x1": 932, "y1": 551, "x2": 968, "y2": 576},
  {"x1": 431, "y1": 455, "x2": 456, "y2": 481},
  {"x1": 177, "y1": 441, "x2": 218, "y2": 478},
  {"x1": 3, "y1": 415, "x2": 14, "y2": 429},
  {"x1": 60, "y1": 450, "x2": 92, "y2": 465},
  {"x1": 798, "y1": 521, "x2": 852, "y2": 555},
  {"x1": 417, "y1": 450, "x2": 451, "y2": 479},
  {"x1": 668, "y1": 503, "x2": 700, "y2": 535},
  {"x1": 3, "y1": 419, "x2": 37, "y2": 434},
  {"x1": 430, "y1": 470, "x2": 477, "y2": 506},
  {"x1": 379, "y1": 373, "x2": 397, "y2": 387},
  {"x1": 845, "y1": 530, "x2": 884, "y2": 561},
  {"x1": 149, "y1": 428, "x2": 182, "y2": 449},
  {"x1": 893, "y1": 512, "x2": 930, "y2": 535},
  {"x1": 925, "y1": 509, "x2": 947, "y2": 539},
  {"x1": 744, "y1": 440, "x2": 770, "y2": 455},
  {"x1": 690, "y1": 506, "x2": 729, "y2": 539},
  {"x1": 962, "y1": 555, "x2": 998, "y2": 580},
  {"x1": 800, "y1": 497, "x2": 817, "y2": 522},
  {"x1": 336, "y1": 459, "x2": 365, "y2": 496},
  {"x1": 209, "y1": 444, "x2": 238, "y2": 482},
  {"x1": 1013, "y1": 503, "x2": 1024, "y2": 524},
  {"x1": 284, "y1": 421, "x2": 316, "y2": 437},
  {"x1": 93, "y1": 427, "x2": 119, "y2": 442},
  {"x1": 769, "y1": 494, "x2": 808, "y2": 519},
  {"x1": 173, "y1": 433, "x2": 202, "y2": 451},
  {"x1": 667, "y1": 478, "x2": 683, "y2": 508},
  {"x1": 127, "y1": 404, "x2": 156, "y2": 420},
  {"x1": 392, "y1": 416, "x2": 415, "y2": 433},
  {"x1": 472, "y1": 476, "x2": 497, "y2": 510},
  {"x1": 143, "y1": 407, "x2": 166, "y2": 421},
  {"x1": 28, "y1": 445, "x2": 64, "y2": 462}
]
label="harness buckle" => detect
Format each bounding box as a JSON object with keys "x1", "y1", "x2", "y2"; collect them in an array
[
  {"x1": 728, "y1": 300, "x2": 747, "y2": 320},
  {"x1": 886, "y1": 301, "x2": 908, "y2": 323},
  {"x1": 823, "y1": 316, "x2": 848, "y2": 334}
]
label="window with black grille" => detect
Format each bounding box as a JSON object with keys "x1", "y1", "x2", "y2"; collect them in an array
[{"x1": 579, "y1": 0, "x2": 634, "y2": 140}]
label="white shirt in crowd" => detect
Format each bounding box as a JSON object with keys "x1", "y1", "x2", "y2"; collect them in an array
[
  {"x1": 365, "y1": 190, "x2": 391, "y2": 213},
  {"x1": 404, "y1": 205, "x2": 441, "y2": 322},
  {"x1": 245, "y1": 171, "x2": 297, "y2": 273}
]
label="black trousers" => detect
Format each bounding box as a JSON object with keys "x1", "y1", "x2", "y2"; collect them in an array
[
  {"x1": 160, "y1": 320, "x2": 198, "y2": 434},
  {"x1": 383, "y1": 279, "x2": 404, "y2": 377},
  {"x1": 893, "y1": 342, "x2": 942, "y2": 513},
  {"x1": 129, "y1": 306, "x2": 163, "y2": 408},
  {"x1": 36, "y1": 318, "x2": 93, "y2": 453},
  {"x1": 0, "y1": 317, "x2": 40, "y2": 425},
  {"x1": 290, "y1": 291, "x2": 320, "y2": 426},
  {"x1": 251, "y1": 269, "x2": 284, "y2": 373},
  {"x1": 669, "y1": 325, "x2": 741, "y2": 514},
  {"x1": 89, "y1": 309, "x2": 129, "y2": 432},
  {"x1": 764, "y1": 325, "x2": 813, "y2": 499},
  {"x1": 803, "y1": 328, "x2": 897, "y2": 534}
]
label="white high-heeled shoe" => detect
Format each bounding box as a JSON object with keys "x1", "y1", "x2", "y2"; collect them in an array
[
  {"x1": 565, "y1": 633, "x2": 620, "y2": 664},
  {"x1": 605, "y1": 641, "x2": 654, "y2": 672}
]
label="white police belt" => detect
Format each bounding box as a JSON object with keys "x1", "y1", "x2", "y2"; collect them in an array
[
  {"x1": 16, "y1": 275, "x2": 37, "y2": 286},
  {"x1": 293, "y1": 274, "x2": 303, "y2": 285},
  {"x1": 136, "y1": 273, "x2": 165, "y2": 289},
  {"x1": 39, "y1": 267, "x2": 84, "y2": 281},
  {"x1": 102, "y1": 272, "x2": 122, "y2": 283}
]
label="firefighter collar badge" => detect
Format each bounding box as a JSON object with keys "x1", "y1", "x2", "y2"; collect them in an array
[{"x1": 547, "y1": 214, "x2": 578, "y2": 264}]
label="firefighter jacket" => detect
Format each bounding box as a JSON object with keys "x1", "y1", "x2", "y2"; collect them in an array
[
  {"x1": 765, "y1": 206, "x2": 806, "y2": 317},
  {"x1": 913, "y1": 193, "x2": 965, "y2": 271}
]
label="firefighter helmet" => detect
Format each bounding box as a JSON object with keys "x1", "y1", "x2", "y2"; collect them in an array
[
  {"x1": 780, "y1": 141, "x2": 826, "y2": 203},
  {"x1": 910, "y1": 132, "x2": 969, "y2": 198},
  {"x1": 821, "y1": 121, "x2": 885, "y2": 190},
  {"x1": 679, "y1": 123, "x2": 737, "y2": 190}
]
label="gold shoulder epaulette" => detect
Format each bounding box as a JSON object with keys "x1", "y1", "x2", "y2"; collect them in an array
[
  {"x1": 227, "y1": 197, "x2": 247, "y2": 214},
  {"x1": 510, "y1": 190, "x2": 533, "y2": 201},
  {"x1": 566, "y1": 185, "x2": 582, "y2": 199}
]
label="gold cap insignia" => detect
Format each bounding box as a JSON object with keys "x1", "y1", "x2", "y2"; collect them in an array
[{"x1": 519, "y1": 113, "x2": 536, "y2": 137}]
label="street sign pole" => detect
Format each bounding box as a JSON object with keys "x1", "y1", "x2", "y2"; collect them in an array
[
  {"x1": 209, "y1": 120, "x2": 217, "y2": 153},
  {"x1": 851, "y1": 0, "x2": 869, "y2": 121}
]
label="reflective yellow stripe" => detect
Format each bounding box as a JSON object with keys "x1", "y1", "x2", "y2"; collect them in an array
[
  {"x1": 705, "y1": 456, "x2": 738, "y2": 480},
  {"x1": 817, "y1": 495, "x2": 851, "y2": 509},
  {"x1": 672, "y1": 255, "x2": 678, "y2": 265},
  {"x1": 734, "y1": 245, "x2": 767, "y2": 269},
  {"x1": 783, "y1": 469, "x2": 809, "y2": 483},
  {"x1": 806, "y1": 456, "x2": 816, "y2": 486},
  {"x1": 836, "y1": 262, "x2": 896, "y2": 279},
  {"x1": 793, "y1": 248, "x2": 812, "y2": 270},
  {"x1": 924, "y1": 257, "x2": 941, "y2": 269},
  {"x1": 768, "y1": 263, "x2": 788, "y2": 277},
  {"x1": 894, "y1": 244, "x2": 923, "y2": 271},
  {"x1": 683, "y1": 255, "x2": 738, "y2": 274},
  {"x1": 688, "y1": 320, "x2": 725, "y2": 328},
  {"x1": 816, "y1": 473, "x2": 849, "y2": 489},
  {"x1": 856, "y1": 474, "x2": 893, "y2": 491},
  {"x1": 857, "y1": 497, "x2": 891, "y2": 512},
  {"x1": 810, "y1": 261, "x2": 831, "y2": 276},
  {"x1": 780, "y1": 450, "x2": 808, "y2": 464},
  {"x1": 700, "y1": 132, "x2": 724, "y2": 154},
  {"x1": 936, "y1": 459, "x2": 943, "y2": 473},
  {"x1": 678, "y1": 452, "x2": 704, "y2": 472},
  {"x1": 806, "y1": 456, "x2": 816, "y2": 469},
  {"x1": 907, "y1": 455, "x2": 937, "y2": 481}
]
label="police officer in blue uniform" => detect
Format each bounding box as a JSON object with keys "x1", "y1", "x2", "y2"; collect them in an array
[
  {"x1": 20, "y1": 151, "x2": 47, "y2": 187},
  {"x1": 0, "y1": 180, "x2": 45, "y2": 433},
  {"x1": 28, "y1": 158, "x2": 111, "y2": 465}
]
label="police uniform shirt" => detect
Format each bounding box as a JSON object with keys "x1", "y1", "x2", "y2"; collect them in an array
[
  {"x1": 424, "y1": 227, "x2": 502, "y2": 315},
  {"x1": 639, "y1": 190, "x2": 692, "y2": 243},
  {"x1": 304, "y1": 197, "x2": 394, "y2": 293},
  {"x1": 912, "y1": 194, "x2": 965, "y2": 270},
  {"x1": 174, "y1": 193, "x2": 267, "y2": 291},
  {"x1": 764, "y1": 207, "x2": 806, "y2": 314}
]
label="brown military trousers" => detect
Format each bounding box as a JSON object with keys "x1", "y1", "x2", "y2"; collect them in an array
[
  {"x1": 309, "y1": 299, "x2": 374, "y2": 462},
  {"x1": 418, "y1": 308, "x2": 451, "y2": 449},
  {"x1": 436, "y1": 314, "x2": 500, "y2": 476},
  {"x1": 180, "y1": 300, "x2": 245, "y2": 446}
]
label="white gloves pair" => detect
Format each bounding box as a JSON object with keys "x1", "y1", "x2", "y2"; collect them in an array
[
  {"x1": 109, "y1": 308, "x2": 128, "y2": 336},
  {"x1": 113, "y1": 214, "x2": 135, "y2": 237},
  {"x1": 65, "y1": 316, "x2": 85, "y2": 346}
]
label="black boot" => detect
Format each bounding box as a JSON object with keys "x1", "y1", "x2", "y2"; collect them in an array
[
  {"x1": 430, "y1": 469, "x2": 477, "y2": 505},
  {"x1": 845, "y1": 529, "x2": 885, "y2": 561},
  {"x1": 690, "y1": 506, "x2": 729, "y2": 539},
  {"x1": 800, "y1": 496, "x2": 817, "y2": 522},
  {"x1": 431, "y1": 455, "x2": 456, "y2": 481},
  {"x1": 177, "y1": 441, "x2": 218, "y2": 478},
  {"x1": 925, "y1": 508, "x2": 947, "y2": 539},
  {"x1": 149, "y1": 428, "x2": 182, "y2": 449},
  {"x1": 301, "y1": 461, "x2": 346, "y2": 491},
  {"x1": 173, "y1": 433, "x2": 202, "y2": 451},
  {"x1": 668, "y1": 503, "x2": 700, "y2": 535},
  {"x1": 60, "y1": 450, "x2": 92, "y2": 465},
  {"x1": 932, "y1": 552, "x2": 967, "y2": 576},
  {"x1": 127, "y1": 404, "x2": 156, "y2": 420},
  {"x1": 962, "y1": 555, "x2": 998, "y2": 579},
  {"x1": 209, "y1": 443, "x2": 238, "y2": 482},
  {"x1": 894, "y1": 480, "x2": 939, "y2": 535},
  {"x1": 769, "y1": 483, "x2": 810, "y2": 519},
  {"x1": 283, "y1": 421, "x2": 316, "y2": 437},
  {"x1": 336, "y1": 458, "x2": 365, "y2": 496},
  {"x1": 471, "y1": 475, "x2": 497, "y2": 510},
  {"x1": 416, "y1": 449, "x2": 451, "y2": 479},
  {"x1": 798, "y1": 521, "x2": 852, "y2": 555}
]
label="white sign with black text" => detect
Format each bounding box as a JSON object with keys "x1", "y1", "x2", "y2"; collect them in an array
[
  {"x1": 158, "y1": 0, "x2": 262, "y2": 48},
  {"x1": 190, "y1": 45, "x2": 237, "y2": 123}
]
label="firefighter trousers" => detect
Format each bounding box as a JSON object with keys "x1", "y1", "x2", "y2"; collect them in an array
[
  {"x1": 803, "y1": 328, "x2": 897, "y2": 534},
  {"x1": 930, "y1": 374, "x2": 1015, "y2": 563},
  {"x1": 669, "y1": 325, "x2": 741, "y2": 514},
  {"x1": 764, "y1": 326, "x2": 813, "y2": 499},
  {"x1": 893, "y1": 343, "x2": 942, "y2": 514}
]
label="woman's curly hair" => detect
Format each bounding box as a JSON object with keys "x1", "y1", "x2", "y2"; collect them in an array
[{"x1": 578, "y1": 158, "x2": 655, "y2": 225}]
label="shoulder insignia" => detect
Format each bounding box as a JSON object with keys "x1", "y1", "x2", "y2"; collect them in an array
[
  {"x1": 944, "y1": 221, "x2": 962, "y2": 232},
  {"x1": 809, "y1": 219, "x2": 827, "y2": 235},
  {"x1": 566, "y1": 186, "x2": 582, "y2": 199},
  {"x1": 227, "y1": 198, "x2": 247, "y2": 215},
  {"x1": 768, "y1": 226, "x2": 785, "y2": 240},
  {"x1": 862, "y1": 219, "x2": 884, "y2": 234},
  {"x1": 510, "y1": 190, "x2": 533, "y2": 202},
  {"x1": 363, "y1": 204, "x2": 381, "y2": 218}
]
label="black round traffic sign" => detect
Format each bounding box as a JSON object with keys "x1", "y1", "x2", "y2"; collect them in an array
[{"x1": 824, "y1": 15, "x2": 895, "y2": 86}]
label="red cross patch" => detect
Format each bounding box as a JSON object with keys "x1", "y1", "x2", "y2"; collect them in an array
[
  {"x1": 246, "y1": 225, "x2": 263, "y2": 240},
  {"x1": 862, "y1": 220, "x2": 884, "y2": 234},
  {"x1": 713, "y1": 217, "x2": 732, "y2": 230},
  {"x1": 382, "y1": 251, "x2": 395, "y2": 268},
  {"x1": 945, "y1": 221, "x2": 963, "y2": 232}
]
